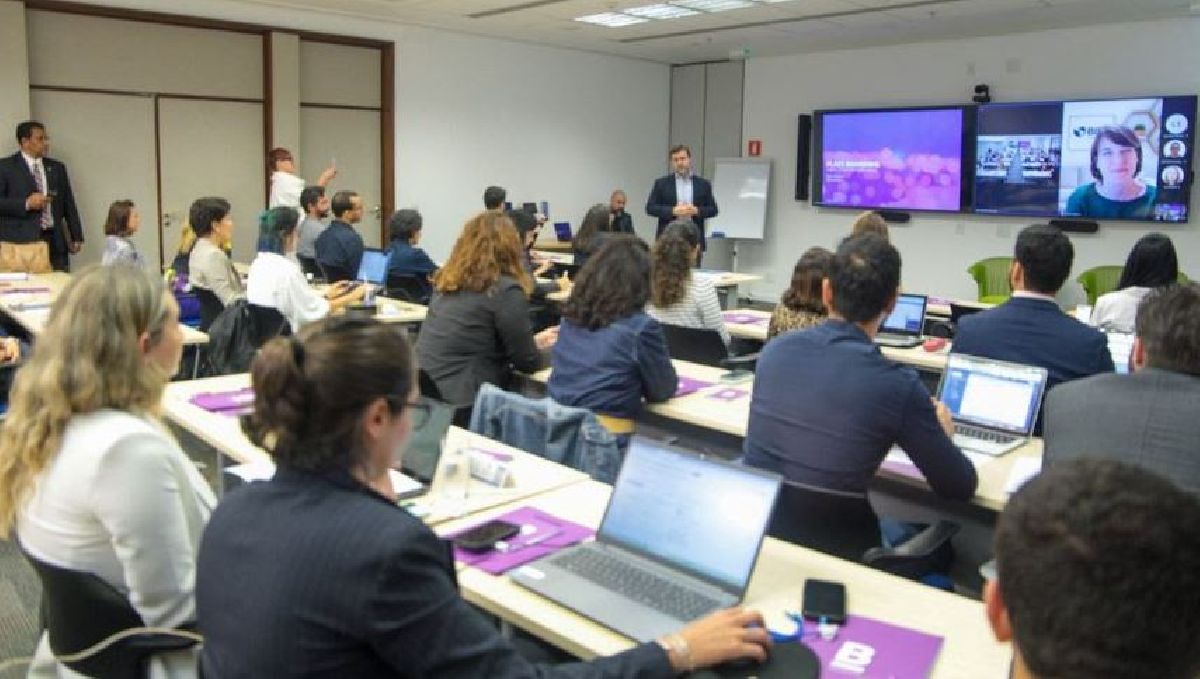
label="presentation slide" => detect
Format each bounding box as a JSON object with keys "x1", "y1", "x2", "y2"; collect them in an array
[{"x1": 816, "y1": 108, "x2": 966, "y2": 212}]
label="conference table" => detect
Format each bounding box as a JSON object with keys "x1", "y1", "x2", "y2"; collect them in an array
[
  {"x1": 543, "y1": 269, "x2": 763, "y2": 309},
  {"x1": 162, "y1": 374, "x2": 586, "y2": 526},
  {"x1": 526, "y1": 359, "x2": 1040, "y2": 513},
  {"x1": 722, "y1": 308, "x2": 950, "y2": 372},
  {"x1": 438, "y1": 479, "x2": 1012, "y2": 678},
  {"x1": 0, "y1": 272, "x2": 211, "y2": 375}
]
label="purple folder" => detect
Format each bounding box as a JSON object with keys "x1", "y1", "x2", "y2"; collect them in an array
[
  {"x1": 722, "y1": 311, "x2": 769, "y2": 326},
  {"x1": 448, "y1": 506, "x2": 594, "y2": 575},
  {"x1": 675, "y1": 376, "x2": 714, "y2": 397},
  {"x1": 805, "y1": 614, "x2": 944, "y2": 678},
  {"x1": 706, "y1": 387, "x2": 748, "y2": 402},
  {"x1": 189, "y1": 388, "x2": 255, "y2": 414}
]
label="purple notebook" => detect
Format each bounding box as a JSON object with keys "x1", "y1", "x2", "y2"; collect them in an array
[
  {"x1": 448, "y1": 506, "x2": 593, "y2": 575},
  {"x1": 189, "y1": 388, "x2": 255, "y2": 415},
  {"x1": 675, "y1": 376, "x2": 714, "y2": 397},
  {"x1": 806, "y1": 615, "x2": 944, "y2": 678},
  {"x1": 722, "y1": 311, "x2": 769, "y2": 326},
  {"x1": 706, "y1": 387, "x2": 748, "y2": 402}
]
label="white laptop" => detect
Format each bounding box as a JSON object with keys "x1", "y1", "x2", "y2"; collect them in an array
[
  {"x1": 875, "y1": 293, "x2": 927, "y2": 348},
  {"x1": 937, "y1": 353, "x2": 1049, "y2": 456},
  {"x1": 510, "y1": 440, "x2": 781, "y2": 642}
]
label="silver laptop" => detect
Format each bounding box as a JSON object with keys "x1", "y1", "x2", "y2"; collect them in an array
[
  {"x1": 510, "y1": 440, "x2": 781, "y2": 642},
  {"x1": 938, "y1": 353, "x2": 1049, "y2": 456},
  {"x1": 875, "y1": 293, "x2": 927, "y2": 348}
]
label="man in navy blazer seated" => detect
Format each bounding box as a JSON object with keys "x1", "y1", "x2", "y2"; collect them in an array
[
  {"x1": 744, "y1": 233, "x2": 977, "y2": 545},
  {"x1": 645, "y1": 145, "x2": 718, "y2": 252},
  {"x1": 953, "y1": 224, "x2": 1114, "y2": 433},
  {"x1": 1044, "y1": 283, "x2": 1200, "y2": 497}
]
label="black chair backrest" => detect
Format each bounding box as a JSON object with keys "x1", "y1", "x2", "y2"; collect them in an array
[
  {"x1": 298, "y1": 256, "x2": 323, "y2": 279},
  {"x1": 247, "y1": 303, "x2": 291, "y2": 346},
  {"x1": 660, "y1": 323, "x2": 728, "y2": 367},
  {"x1": 21, "y1": 547, "x2": 196, "y2": 678},
  {"x1": 386, "y1": 273, "x2": 430, "y2": 304},
  {"x1": 767, "y1": 481, "x2": 882, "y2": 562},
  {"x1": 193, "y1": 287, "x2": 224, "y2": 333},
  {"x1": 320, "y1": 263, "x2": 354, "y2": 283}
]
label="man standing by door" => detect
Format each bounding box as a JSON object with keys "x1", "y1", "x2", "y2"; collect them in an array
[
  {"x1": 645, "y1": 145, "x2": 717, "y2": 253},
  {"x1": 0, "y1": 121, "x2": 84, "y2": 272}
]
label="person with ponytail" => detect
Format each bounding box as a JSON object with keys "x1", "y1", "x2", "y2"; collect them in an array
[
  {"x1": 0, "y1": 266, "x2": 213, "y2": 678},
  {"x1": 196, "y1": 316, "x2": 770, "y2": 677},
  {"x1": 648, "y1": 220, "x2": 730, "y2": 346},
  {"x1": 246, "y1": 205, "x2": 364, "y2": 333}
]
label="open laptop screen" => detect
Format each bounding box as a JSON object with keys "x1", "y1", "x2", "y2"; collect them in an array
[
  {"x1": 357, "y1": 248, "x2": 392, "y2": 285},
  {"x1": 880, "y1": 294, "x2": 927, "y2": 335},
  {"x1": 597, "y1": 441, "x2": 780, "y2": 593},
  {"x1": 939, "y1": 354, "x2": 1048, "y2": 435}
]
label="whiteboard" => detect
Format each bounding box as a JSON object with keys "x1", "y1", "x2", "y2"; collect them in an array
[{"x1": 708, "y1": 158, "x2": 771, "y2": 241}]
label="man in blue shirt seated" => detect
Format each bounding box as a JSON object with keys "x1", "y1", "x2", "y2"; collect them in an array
[
  {"x1": 384, "y1": 209, "x2": 438, "y2": 303},
  {"x1": 314, "y1": 190, "x2": 365, "y2": 282},
  {"x1": 985, "y1": 459, "x2": 1200, "y2": 679},
  {"x1": 953, "y1": 224, "x2": 1113, "y2": 433},
  {"x1": 744, "y1": 234, "x2": 977, "y2": 511}
]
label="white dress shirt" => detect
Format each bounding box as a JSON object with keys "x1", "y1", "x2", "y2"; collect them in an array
[
  {"x1": 268, "y1": 171, "x2": 306, "y2": 215},
  {"x1": 246, "y1": 250, "x2": 330, "y2": 332},
  {"x1": 1091, "y1": 286, "x2": 1151, "y2": 333},
  {"x1": 19, "y1": 409, "x2": 215, "y2": 679},
  {"x1": 674, "y1": 172, "x2": 694, "y2": 207}
]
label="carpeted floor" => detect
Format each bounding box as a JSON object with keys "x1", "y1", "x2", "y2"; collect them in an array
[{"x1": 0, "y1": 537, "x2": 41, "y2": 676}]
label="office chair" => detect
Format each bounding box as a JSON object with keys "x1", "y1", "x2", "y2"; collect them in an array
[
  {"x1": 298, "y1": 255, "x2": 322, "y2": 280},
  {"x1": 21, "y1": 547, "x2": 199, "y2": 679},
  {"x1": 193, "y1": 287, "x2": 224, "y2": 333},
  {"x1": 246, "y1": 303, "x2": 291, "y2": 346},
  {"x1": 967, "y1": 257, "x2": 1013, "y2": 305},
  {"x1": 1076, "y1": 265, "x2": 1124, "y2": 306},
  {"x1": 660, "y1": 324, "x2": 758, "y2": 372},
  {"x1": 767, "y1": 481, "x2": 959, "y2": 583},
  {"x1": 386, "y1": 273, "x2": 431, "y2": 304}
]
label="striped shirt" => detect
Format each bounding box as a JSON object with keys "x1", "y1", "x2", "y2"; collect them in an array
[{"x1": 647, "y1": 274, "x2": 730, "y2": 346}]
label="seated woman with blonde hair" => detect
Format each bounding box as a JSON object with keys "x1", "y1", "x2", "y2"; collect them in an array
[{"x1": 0, "y1": 266, "x2": 214, "y2": 678}]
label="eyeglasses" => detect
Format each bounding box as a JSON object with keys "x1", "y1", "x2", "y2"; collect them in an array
[{"x1": 394, "y1": 397, "x2": 432, "y2": 430}]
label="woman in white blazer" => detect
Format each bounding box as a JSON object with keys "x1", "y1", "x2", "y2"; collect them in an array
[
  {"x1": 0, "y1": 265, "x2": 215, "y2": 679},
  {"x1": 1091, "y1": 233, "x2": 1179, "y2": 333}
]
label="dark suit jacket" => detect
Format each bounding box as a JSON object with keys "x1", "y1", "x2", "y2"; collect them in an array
[
  {"x1": 645, "y1": 174, "x2": 717, "y2": 249},
  {"x1": 0, "y1": 152, "x2": 84, "y2": 246},
  {"x1": 610, "y1": 211, "x2": 634, "y2": 235},
  {"x1": 197, "y1": 467, "x2": 673, "y2": 678},
  {"x1": 1044, "y1": 368, "x2": 1200, "y2": 497},
  {"x1": 952, "y1": 296, "x2": 1114, "y2": 433}
]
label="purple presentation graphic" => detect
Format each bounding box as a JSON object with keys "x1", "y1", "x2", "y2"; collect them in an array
[{"x1": 819, "y1": 108, "x2": 965, "y2": 211}]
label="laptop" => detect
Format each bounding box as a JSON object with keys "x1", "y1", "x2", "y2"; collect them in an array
[
  {"x1": 875, "y1": 293, "x2": 927, "y2": 348},
  {"x1": 949, "y1": 302, "x2": 985, "y2": 325},
  {"x1": 510, "y1": 440, "x2": 782, "y2": 643},
  {"x1": 356, "y1": 248, "x2": 393, "y2": 286},
  {"x1": 937, "y1": 353, "x2": 1049, "y2": 456},
  {"x1": 392, "y1": 396, "x2": 454, "y2": 500},
  {"x1": 1107, "y1": 331, "x2": 1135, "y2": 375},
  {"x1": 553, "y1": 221, "x2": 572, "y2": 242}
]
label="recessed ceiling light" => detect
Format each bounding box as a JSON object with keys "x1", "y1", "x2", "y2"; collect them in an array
[
  {"x1": 674, "y1": 0, "x2": 756, "y2": 11},
  {"x1": 624, "y1": 4, "x2": 702, "y2": 20},
  {"x1": 574, "y1": 12, "x2": 650, "y2": 27}
]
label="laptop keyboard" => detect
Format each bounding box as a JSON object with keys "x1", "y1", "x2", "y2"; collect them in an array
[
  {"x1": 955, "y1": 424, "x2": 1017, "y2": 444},
  {"x1": 553, "y1": 548, "x2": 721, "y2": 621}
]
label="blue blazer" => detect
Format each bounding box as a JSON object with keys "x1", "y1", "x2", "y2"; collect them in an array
[
  {"x1": 645, "y1": 174, "x2": 718, "y2": 249},
  {"x1": 952, "y1": 296, "x2": 1114, "y2": 432}
]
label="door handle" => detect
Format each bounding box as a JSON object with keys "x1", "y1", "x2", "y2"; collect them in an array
[
  {"x1": 163, "y1": 212, "x2": 176, "y2": 228},
  {"x1": 373, "y1": 205, "x2": 382, "y2": 218}
]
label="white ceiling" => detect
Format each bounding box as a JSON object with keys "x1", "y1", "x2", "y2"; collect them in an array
[{"x1": 240, "y1": 0, "x2": 1196, "y2": 64}]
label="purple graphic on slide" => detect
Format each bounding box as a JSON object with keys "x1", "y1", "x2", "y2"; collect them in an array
[{"x1": 820, "y1": 108, "x2": 964, "y2": 211}]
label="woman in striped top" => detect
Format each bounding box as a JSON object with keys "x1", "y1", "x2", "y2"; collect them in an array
[{"x1": 647, "y1": 220, "x2": 730, "y2": 346}]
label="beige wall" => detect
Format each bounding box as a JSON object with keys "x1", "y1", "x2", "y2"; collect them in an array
[
  {"x1": 270, "y1": 31, "x2": 301, "y2": 154},
  {"x1": 0, "y1": 2, "x2": 31, "y2": 156}
]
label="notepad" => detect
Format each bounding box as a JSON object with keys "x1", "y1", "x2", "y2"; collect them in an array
[
  {"x1": 675, "y1": 377, "x2": 714, "y2": 397},
  {"x1": 722, "y1": 311, "x2": 768, "y2": 326},
  {"x1": 446, "y1": 506, "x2": 593, "y2": 575},
  {"x1": 189, "y1": 388, "x2": 255, "y2": 414},
  {"x1": 805, "y1": 614, "x2": 943, "y2": 677}
]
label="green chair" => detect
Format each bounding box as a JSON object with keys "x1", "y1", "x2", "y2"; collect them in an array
[
  {"x1": 967, "y1": 257, "x2": 1013, "y2": 305},
  {"x1": 1077, "y1": 265, "x2": 1124, "y2": 306}
]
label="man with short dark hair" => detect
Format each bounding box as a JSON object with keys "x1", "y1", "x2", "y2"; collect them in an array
[
  {"x1": 0, "y1": 121, "x2": 85, "y2": 271},
  {"x1": 609, "y1": 190, "x2": 634, "y2": 234},
  {"x1": 953, "y1": 224, "x2": 1113, "y2": 432},
  {"x1": 296, "y1": 185, "x2": 329, "y2": 274},
  {"x1": 483, "y1": 185, "x2": 506, "y2": 211},
  {"x1": 314, "y1": 190, "x2": 364, "y2": 282},
  {"x1": 645, "y1": 145, "x2": 718, "y2": 251},
  {"x1": 1044, "y1": 283, "x2": 1200, "y2": 495},
  {"x1": 745, "y1": 234, "x2": 977, "y2": 515},
  {"x1": 986, "y1": 458, "x2": 1200, "y2": 679}
]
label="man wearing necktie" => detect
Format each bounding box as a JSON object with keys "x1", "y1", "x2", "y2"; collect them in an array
[
  {"x1": 0, "y1": 121, "x2": 85, "y2": 271},
  {"x1": 645, "y1": 145, "x2": 718, "y2": 259}
]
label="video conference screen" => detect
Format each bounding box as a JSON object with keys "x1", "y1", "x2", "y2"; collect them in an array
[
  {"x1": 973, "y1": 96, "x2": 1196, "y2": 222},
  {"x1": 814, "y1": 107, "x2": 970, "y2": 212}
]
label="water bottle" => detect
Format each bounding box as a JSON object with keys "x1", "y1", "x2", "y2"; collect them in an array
[{"x1": 438, "y1": 444, "x2": 471, "y2": 514}]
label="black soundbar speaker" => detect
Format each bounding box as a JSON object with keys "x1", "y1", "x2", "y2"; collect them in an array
[
  {"x1": 876, "y1": 210, "x2": 911, "y2": 223},
  {"x1": 1049, "y1": 219, "x2": 1099, "y2": 234},
  {"x1": 795, "y1": 114, "x2": 812, "y2": 201}
]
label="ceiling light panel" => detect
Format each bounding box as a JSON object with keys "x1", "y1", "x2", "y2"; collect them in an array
[
  {"x1": 674, "y1": 0, "x2": 757, "y2": 10},
  {"x1": 624, "y1": 4, "x2": 702, "y2": 19},
  {"x1": 575, "y1": 12, "x2": 650, "y2": 26}
]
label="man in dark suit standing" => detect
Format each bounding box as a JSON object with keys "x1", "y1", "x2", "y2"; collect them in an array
[
  {"x1": 645, "y1": 145, "x2": 718, "y2": 253},
  {"x1": 0, "y1": 121, "x2": 84, "y2": 271},
  {"x1": 953, "y1": 224, "x2": 1114, "y2": 433}
]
